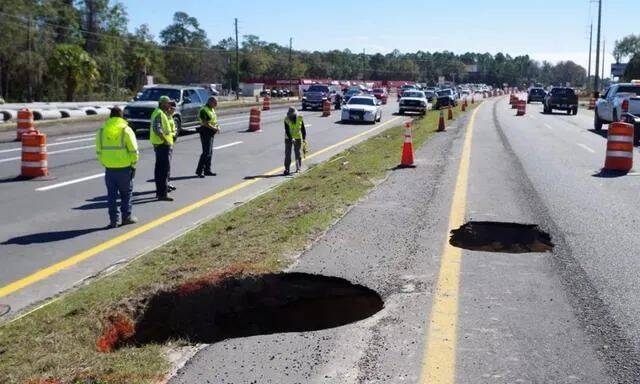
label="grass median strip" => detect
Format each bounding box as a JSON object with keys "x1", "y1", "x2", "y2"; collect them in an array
[{"x1": 0, "y1": 103, "x2": 476, "y2": 383}]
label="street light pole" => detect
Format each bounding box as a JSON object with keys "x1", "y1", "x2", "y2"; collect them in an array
[
  {"x1": 235, "y1": 18, "x2": 240, "y2": 100},
  {"x1": 593, "y1": 0, "x2": 602, "y2": 97},
  {"x1": 289, "y1": 37, "x2": 293, "y2": 97},
  {"x1": 587, "y1": 22, "x2": 593, "y2": 88}
]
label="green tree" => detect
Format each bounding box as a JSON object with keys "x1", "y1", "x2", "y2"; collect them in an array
[
  {"x1": 613, "y1": 34, "x2": 640, "y2": 62},
  {"x1": 623, "y1": 54, "x2": 640, "y2": 81},
  {"x1": 48, "y1": 44, "x2": 99, "y2": 101}
]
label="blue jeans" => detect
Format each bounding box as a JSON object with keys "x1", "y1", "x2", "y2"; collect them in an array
[{"x1": 105, "y1": 167, "x2": 133, "y2": 223}]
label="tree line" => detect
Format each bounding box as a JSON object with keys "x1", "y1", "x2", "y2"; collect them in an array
[{"x1": 1, "y1": 1, "x2": 623, "y2": 102}]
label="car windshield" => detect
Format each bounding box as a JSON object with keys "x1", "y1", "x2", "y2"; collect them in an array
[
  {"x1": 437, "y1": 90, "x2": 452, "y2": 96},
  {"x1": 307, "y1": 85, "x2": 329, "y2": 93},
  {"x1": 348, "y1": 97, "x2": 375, "y2": 106},
  {"x1": 137, "y1": 88, "x2": 181, "y2": 102},
  {"x1": 403, "y1": 92, "x2": 424, "y2": 98},
  {"x1": 617, "y1": 86, "x2": 640, "y2": 96},
  {"x1": 530, "y1": 89, "x2": 545, "y2": 94}
]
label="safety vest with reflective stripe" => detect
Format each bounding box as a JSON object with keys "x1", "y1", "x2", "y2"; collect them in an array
[
  {"x1": 198, "y1": 105, "x2": 217, "y2": 127},
  {"x1": 96, "y1": 117, "x2": 139, "y2": 168},
  {"x1": 149, "y1": 108, "x2": 174, "y2": 146},
  {"x1": 285, "y1": 115, "x2": 303, "y2": 139}
]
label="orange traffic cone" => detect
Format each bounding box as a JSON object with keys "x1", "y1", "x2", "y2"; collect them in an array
[
  {"x1": 461, "y1": 102, "x2": 466, "y2": 112},
  {"x1": 399, "y1": 121, "x2": 415, "y2": 168},
  {"x1": 447, "y1": 106, "x2": 453, "y2": 120},
  {"x1": 438, "y1": 110, "x2": 446, "y2": 132}
]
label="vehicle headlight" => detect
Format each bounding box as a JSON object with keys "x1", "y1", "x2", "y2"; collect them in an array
[
  {"x1": 302, "y1": 96, "x2": 307, "y2": 100},
  {"x1": 322, "y1": 97, "x2": 327, "y2": 100},
  {"x1": 365, "y1": 110, "x2": 373, "y2": 115},
  {"x1": 421, "y1": 101, "x2": 426, "y2": 107}
]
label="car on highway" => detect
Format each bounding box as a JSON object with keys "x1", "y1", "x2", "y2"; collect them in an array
[
  {"x1": 527, "y1": 87, "x2": 546, "y2": 103},
  {"x1": 372, "y1": 88, "x2": 388, "y2": 104},
  {"x1": 543, "y1": 87, "x2": 578, "y2": 115},
  {"x1": 399, "y1": 90, "x2": 429, "y2": 115},
  {"x1": 124, "y1": 85, "x2": 208, "y2": 133},
  {"x1": 302, "y1": 84, "x2": 337, "y2": 110},
  {"x1": 594, "y1": 82, "x2": 640, "y2": 131},
  {"x1": 341, "y1": 95, "x2": 382, "y2": 124},
  {"x1": 343, "y1": 87, "x2": 363, "y2": 104},
  {"x1": 434, "y1": 88, "x2": 458, "y2": 109}
]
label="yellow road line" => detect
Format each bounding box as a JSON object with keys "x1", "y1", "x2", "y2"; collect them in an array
[
  {"x1": 0, "y1": 116, "x2": 401, "y2": 298},
  {"x1": 419, "y1": 106, "x2": 480, "y2": 383}
]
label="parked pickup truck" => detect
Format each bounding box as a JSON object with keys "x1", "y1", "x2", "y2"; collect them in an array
[
  {"x1": 594, "y1": 82, "x2": 640, "y2": 131},
  {"x1": 624, "y1": 112, "x2": 640, "y2": 145},
  {"x1": 543, "y1": 87, "x2": 578, "y2": 115}
]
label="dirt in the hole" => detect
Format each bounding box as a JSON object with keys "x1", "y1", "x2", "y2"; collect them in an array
[
  {"x1": 450, "y1": 221, "x2": 554, "y2": 253},
  {"x1": 118, "y1": 272, "x2": 383, "y2": 348}
]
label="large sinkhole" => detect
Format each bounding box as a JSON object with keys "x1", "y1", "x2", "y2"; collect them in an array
[
  {"x1": 450, "y1": 221, "x2": 554, "y2": 253},
  {"x1": 121, "y1": 273, "x2": 383, "y2": 348}
]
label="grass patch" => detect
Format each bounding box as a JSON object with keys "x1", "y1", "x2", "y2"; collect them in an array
[{"x1": 0, "y1": 103, "x2": 477, "y2": 383}]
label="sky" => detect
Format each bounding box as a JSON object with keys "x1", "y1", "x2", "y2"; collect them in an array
[{"x1": 123, "y1": 0, "x2": 638, "y2": 78}]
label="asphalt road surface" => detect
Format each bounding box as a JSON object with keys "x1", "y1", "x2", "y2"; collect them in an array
[
  {"x1": 170, "y1": 97, "x2": 640, "y2": 383},
  {"x1": 0, "y1": 100, "x2": 408, "y2": 317}
]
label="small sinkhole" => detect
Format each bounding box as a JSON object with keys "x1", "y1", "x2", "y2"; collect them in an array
[
  {"x1": 108, "y1": 273, "x2": 383, "y2": 350},
  {"x1": 449, "y1": 221, "x2": 554, "y2": 253}
]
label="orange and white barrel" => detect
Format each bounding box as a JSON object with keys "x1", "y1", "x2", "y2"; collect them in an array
[
  {"x1": 16, "y1": 108, "x2": 35, "y2": 140},
  {"x1": 21, "y1": 131, "x2": 48, "y2": 177},
  {"x1": 262, "y1": 96, "x2": 271, "y2": 111},
  {"x1": 322, "y1": 100, "x2": 331, "y2": 117},
  {"x1": 248, "y1": 107, "x2": 261, "y2": 132},
  {"x1": 516, "y1": 100, "x2": 526, "y2": 116},
  {"x1": 604, "y1": 122, "x2": 634, "y2": 172}
]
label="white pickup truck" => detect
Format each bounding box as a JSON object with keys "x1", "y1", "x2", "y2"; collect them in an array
[{"x1": 594, "y1": 82, "x2": 640, "y2": 131}]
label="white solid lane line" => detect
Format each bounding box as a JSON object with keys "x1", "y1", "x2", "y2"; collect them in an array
[
  {"x1": 577, "y1": 143, "x2": 596, "y2": 153},
  {"x1": 35, "y1": 141, "x2": 244, "y2": 191},
  {"x1": 0, "y1": 137, "x2": 95, "y2": 155},
  {"x1": 55, "y1": 133, "x2": 95, "y2": 141},
  {"x1": 35, "y1": 173, "x2": 105, "y2": 192}
]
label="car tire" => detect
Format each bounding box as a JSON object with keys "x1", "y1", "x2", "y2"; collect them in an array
[
  {"x1": 302, "y1": 105, "x2": 307, "y2": 111},
  {"x1": 399, "y1": 109, "x2": 405, "y2": 115},
  {"x1": 566, "y1": 109, "x2": 571, "y2": 115},
  {"x1": 573, "y1": 108, "x2": 578, "y2": 115},
  {"x1": 377, "y1": 112, "x2": 382, "y2": 122},
  {"x1": 173, "y1": 116, "x2": 183, "y2": 135},
  {"x1": 594, "y1": 109, "x2": 603, "y2": 131},
  {"x1": 527, "y1": 99, "x2": 531, "y2": 104}
]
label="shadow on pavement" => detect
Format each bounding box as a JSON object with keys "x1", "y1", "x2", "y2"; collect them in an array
[
  {"x1": 592, "y1": 169, "x2": 629, "y2": 178},
  {"x1": 74, "y1": 196, "x2": 157, "y2": 210},
  {"x1": 244, "y1": 174, "x2": 283, "y2": 180},
  {"x1": 2, "y1": 226, "x2": 107, "y2": 245},
  {"x1": 86, "y1": 190, "x2": 156, "y2": 202},
  {"x1": 588, "y1": 128, "x2": 608, "y2": 140}
]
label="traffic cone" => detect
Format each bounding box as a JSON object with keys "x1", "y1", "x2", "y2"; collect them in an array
[
  {"x1": 438, "y1": 110, "x2": 446, "y2": 132},
  {"x1": 399, "y1": 121, "x2": 415, "y2": 168},
  {"x1": 471, "y1": 95, "x2": 475, "y2": 104},
  {"x1": 447, "y1": 106, "x2": 453, "y2": 120},
  {"x1": 461, "y1": 102, "x2": 466, "y2": 112}
]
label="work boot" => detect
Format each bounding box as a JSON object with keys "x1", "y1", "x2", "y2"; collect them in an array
[
  {"x1": 283, "y1": 169, "x2": 290, "y2": 176},
  {"x1": 158, "y1": 196, "x2": 174, "y2": 202},
  {"x1": 108, "y1": 221, "x2": 118, "y2": 229},
  {"x1": 195, "y1": 172, "x2": 204, "y2": 178},
  {"x1": 121, "y1": 216, "x2": 138, "y2": 225},
  {"x1": 204, "y1": 171, "x2": 216, "y2": 176}
]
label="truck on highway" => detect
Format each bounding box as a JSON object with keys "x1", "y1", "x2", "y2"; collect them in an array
[
  {"x1": 123, "y1": 85, "x2": 209, "y2": 133},
  {"x1": 543, "y1": 87, "x2": 578, "y2": 115},
  {"x1": 594, "y1": 82, "x2": 640, "y2": 131},
  {"x1": 301, "y1": 84, "x2": 338, "y2": 111}
]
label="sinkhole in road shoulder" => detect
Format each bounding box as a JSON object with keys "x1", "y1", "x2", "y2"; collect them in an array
[
  {"x1": 449, "y1": 221, "x2": 554, "y2": 253},
  {"x1": 98, "y1": 272, "x2": 383, "y2": 351}
]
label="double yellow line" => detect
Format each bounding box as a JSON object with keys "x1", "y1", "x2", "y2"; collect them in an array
[
  {"x1": 420, "y1": 106, "x2": 479, "y2": 383},
  {"x1": 0, "y1": 117, "x2": 401, "y2": 299}
]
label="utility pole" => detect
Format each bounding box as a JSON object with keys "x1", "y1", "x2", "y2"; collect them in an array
[
  {"x1": 27, "y1": 14, "x2": 33, "y2": 101},
  {"x1": 601, "y1": 38, "x2": 606, "y2": 85},
  {"x1": 587, "y1": 22, "x2": 593, "y2": 88},
  {"x1": 593, "y1": 0, "x2": 602, "y2": 97},
  {"x1": 234, "y1": 18, "x2": 240, "y2": 100},
  {"x1": 362, "y1": 49, "x2": 366, "y2": 82},
  {"x1": 289, "y1": 37, "x2": 293, "y2": 97}
]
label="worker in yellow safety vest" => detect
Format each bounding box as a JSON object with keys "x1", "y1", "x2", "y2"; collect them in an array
[
  {"x1": 283, "y1": 107, "x2": 307, "y2": 175},
  {"x1": 165, "y1": 100, "x2": 178, "y2": 192},
  {"x1": 150, "y1": 95, "x2": 175, "y2": 201},
  {"x1": 96, "y1": 106, "x2": 139, "y2": 228},
  {"x1": 196, "y1": 96, "x2": 221, "y2": 177}
]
